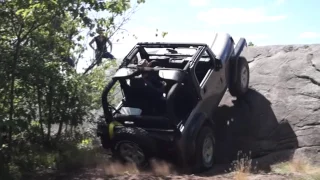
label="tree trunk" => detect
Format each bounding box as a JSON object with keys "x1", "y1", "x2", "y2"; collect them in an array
[
  {"x1": 46, "y1": 83, "x2": 53, "y2": 143},
  {"x1": 64, "y1": 123, "x2": 68, "y2": 136},
  {"x1": 55, "y1": 101, "x2": 64, "y2": 141},
  {"x1": 37, "y1": 85, "x2": 45, "y2": 142},
  {"x1": 8, "y1": 38, "x2": 21, "y2": 152}
]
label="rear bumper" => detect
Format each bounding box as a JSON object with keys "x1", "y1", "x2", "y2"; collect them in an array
[{"x1": 97, "y1": 124, "x2": 182, "y2": 161}]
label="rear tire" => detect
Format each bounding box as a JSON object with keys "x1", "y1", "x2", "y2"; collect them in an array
[
  {"x1": 111, "y1": 127, "x2": 157, "y2": 168},
  {"x1": 193, "y1": 126, "x2": 215, "y2": 173},
  {"x1": 229, "y1": 56, "x2": 250, "y2": 97}
]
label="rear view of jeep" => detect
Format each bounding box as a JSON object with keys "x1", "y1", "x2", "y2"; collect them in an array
[{"x1": 97, "y1": 34, "x2": 250, "y2": 173}]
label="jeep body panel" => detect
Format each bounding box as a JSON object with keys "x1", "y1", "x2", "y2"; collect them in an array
[
  {"x1": 210, "y1": 33, "x2": 235, "y2": 86},
  {"x1": 176, "y1": 33, "x2": 247, "y2": 165}
]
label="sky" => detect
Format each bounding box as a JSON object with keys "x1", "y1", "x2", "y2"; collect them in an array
[{"x1": 77, "y1": 0, "x2": 320, "y2": 72}]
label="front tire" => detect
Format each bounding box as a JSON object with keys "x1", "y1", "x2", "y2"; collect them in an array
[
  {"x1": 229, "y1": 56, "x2": 250, "y2": 97},
  {"x1": 193, "y1": 126, "x2": 215, "y2": 173}
]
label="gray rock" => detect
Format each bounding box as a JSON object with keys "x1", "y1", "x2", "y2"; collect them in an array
[{"x1": 214, "y1": 44, "x2": 320, "y2": 166}]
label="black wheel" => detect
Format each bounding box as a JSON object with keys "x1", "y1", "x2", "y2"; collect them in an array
[
  {"x1": 193, "y1": 126, "x2": 215, "y2": 173},
  {"x1": 229, "y1": 56, "x2": 250, "y2": 97},
  {"x1": 111, "y1": 127, "x2": 157, "y2": 168}
]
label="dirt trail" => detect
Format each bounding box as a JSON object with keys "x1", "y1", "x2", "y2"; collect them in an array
[
  {"x1": 51, "y1": 165, "x2": 291, "y2": 180},
  {"x1": 38, "y1": 158, "x2": 295, "y2": 180}
]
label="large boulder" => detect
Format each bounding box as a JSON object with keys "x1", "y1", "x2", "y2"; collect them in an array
[{"x1": 214, "y1": 44, "x2": 320, "y2": 166}]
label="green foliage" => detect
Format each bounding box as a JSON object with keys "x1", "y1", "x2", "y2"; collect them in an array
[
  {"x1": 0, "y1": 0, "x2": 144, "y2": 179},
  {"x1": 248, "y1": 42, "x2": 255, "y2": 46}
]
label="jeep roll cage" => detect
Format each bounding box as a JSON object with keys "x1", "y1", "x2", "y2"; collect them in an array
[{"x1": 101, "y1": 42, "x2": 218, "y2": 128}]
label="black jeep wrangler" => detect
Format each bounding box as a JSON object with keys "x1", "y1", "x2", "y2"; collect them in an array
[{"x1": 97, "y1": 33, "x2": 250, "y2": 172}]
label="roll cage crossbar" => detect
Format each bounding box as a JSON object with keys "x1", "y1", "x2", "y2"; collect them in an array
[{"x1": 136, "y1": 42, "x2": 207, "y2": 48}]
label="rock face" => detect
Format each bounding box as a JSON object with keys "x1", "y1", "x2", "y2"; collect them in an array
[{"x1": 214, "y1": 44, "x2": 320, "y2": 166}]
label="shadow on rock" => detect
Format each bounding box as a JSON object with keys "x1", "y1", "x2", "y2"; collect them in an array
[{"x1": 203, "y1": 88, "x2": 298, "y2": 175}]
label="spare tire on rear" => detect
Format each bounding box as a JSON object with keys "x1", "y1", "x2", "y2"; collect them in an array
[{"x1": 111, "y1": 127, "x2": 158, "y2": 168}]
